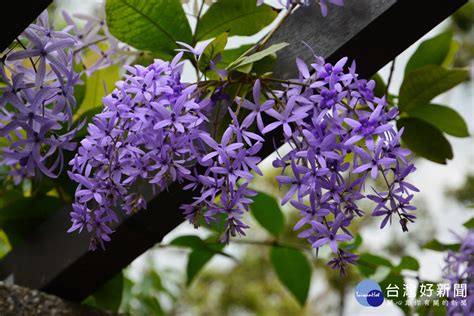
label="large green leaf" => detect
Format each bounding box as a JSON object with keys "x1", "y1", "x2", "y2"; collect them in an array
[
  {"x1": 198, "y1": 32, "x2": 228, "y2": 72},
  {"x1": 398, "y1": 65, "x2": 468, "y2": 112},
  {"x1": 74, "y1": 65, "x2": 120, "y2": 120},
  {"x1": 250, "y1": 191, "x2": 284, "y2": 237},
  {"x1": 397, "y1": 117, "x2": 453, "y2": 164},
  {"x1": 106, "y1": 0, "x2": 192, "y2": 57},
  {"x1": 186, "y1": 243, "x2": 224, "y2": 285},
  {"x1": 408, "y1": 104, "x2": 469, "y2": 137},
  {"x1": 405, "y1": 31, "x2": 453, "y2": 75},
  {"x1": 195, "y1": 0, "x2": 278, "y2": 41},
  {"x1": 270, "y1": 247, "x2": 311, "y2": 306}
]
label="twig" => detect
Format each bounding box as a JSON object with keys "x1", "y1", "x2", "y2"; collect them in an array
[{"x1": 385, "y1": 58, "x2": 396, "y2": 95}]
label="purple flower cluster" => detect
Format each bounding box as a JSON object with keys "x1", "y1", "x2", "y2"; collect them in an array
[
  {"x1": 0, "y1": 9, "x2": 131, "y2": 182},
  {"x1": 258, "y1": 56, "x2": 418, "y2": 274},
  {"x1": 68, "y1": 49, "x2": 418, "y2": 275},
  {"x1": 68, "y1": 53, "x2": 202, "y2": 249},
  {"x1": 0, "y1": 11, "x2": 83, "y2": 181},
  {"x1": 443, "y1": 230, "x2": 474, "y2": 315},
  {"x1": 68, "y1": 50, "x2": 266, "y2": 248},
  {"x1": 257, "y1": 0, "x2": 344, "y2": 16},
  {"x1": 181, "y1": 82, "x2": 267, "y2": 243}
]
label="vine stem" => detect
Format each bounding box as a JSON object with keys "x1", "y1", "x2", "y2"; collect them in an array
[
  {"x1": 385, "y1": 58, "x2": 396, "y2": 95},
  {"x1": 15, "y1": 38, "x2": 37, "y2": 73},
  {"x1": 73, "y1": 37, "x2": 108, "y2": 55},
  {"x1": 156, "y1": 238, "x2": 424, "y2": 281}
]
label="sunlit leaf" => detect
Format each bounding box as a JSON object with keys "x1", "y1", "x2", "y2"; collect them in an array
[
  {"x1": 106, "y1": 0, "x2": 192, "y2": 57},
  {"x1": 405, "y1": 31, "x2": 453, "y2": 75},
  {"x1": 195, "y1": 0, "x2": 278, "y2": 41}
]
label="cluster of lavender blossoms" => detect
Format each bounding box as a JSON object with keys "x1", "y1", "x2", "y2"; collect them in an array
[
  {"x1": 68, "y1": 50, "x2": 265, "y2": 248},
  {"x1": 69, "y1": 44, "x2": 418, "y2": 275},
  {"x1": 0, "y1": 11, "x2": 82, "y2": 181},
  {"x1": 443, "y1": 230, "x2": 474, "y2": 315},
  {"x1": 257, "y1": 56, "x2": 417, "y2": 274},
  {"x1": 257, "y1": 0, "x2": 344, "y2": 16},
  {"x1": 0, "y1": 9, "x2": 130, "y2": 182}
]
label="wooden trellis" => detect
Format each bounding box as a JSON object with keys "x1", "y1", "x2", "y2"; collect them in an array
[{"x1": 0, "y1": 0, "x2": 467, "y2": 302}]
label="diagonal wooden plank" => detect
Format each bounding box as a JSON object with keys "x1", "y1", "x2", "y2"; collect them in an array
[
  {"x1": 0, "y1": 0, "x2": 52, "y2": 52},
  {"x1": 0, "y1": 0, "x2": 467, "y2": 302}
]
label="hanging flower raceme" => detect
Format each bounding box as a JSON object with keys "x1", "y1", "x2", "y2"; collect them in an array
[
  {"x1": 0, "y1": 10, "x2": 83, "y2": 181},
  {"x1": 248, "y1": 56, "x2": 419, "y2": 275},
  {"x1": 443, "y1": 230, "x2": 474, "y2": 315},
  {"x1": 0, "y1": 8, "x2": 137, "y2": 182}
]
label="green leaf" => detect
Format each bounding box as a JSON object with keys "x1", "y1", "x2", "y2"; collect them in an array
[
  {"x1": 186, "y1": 243, "x2": 224, "y2": 285},
  {"x1": 442, "y1": 40, "x2": 460, "y2": 68},
  {"x1": 227, "y1": 42, "x2": 288, "y2": 70},
  {"x1": 74, "y1": 65, "x2": 120, "y2": 120},
  {"x1": 73, "y1": 74, "x2": 87, "y2": 111},
  {"x1": 195, "y1": 0, "x2": 278, "y2": 41},
  {"x1": 407, "y1": 104, "x2": 469, "y2": 137},
  {"x1": 340, "y1": 233, "x2": 363, "y2": 251},
  {"x1": 394, "y1": 256, "x2": 419, "y2": 273},
  {"x1": 397, "y1": 117, "x2": 453, "y2": 164},
  {"x1": 92, "y1": 272, "x2": 124, "y2": 312},
  {"x1": 252, "y1": 53, "x2": 277, "y2": 75},
  {"x1": 399, "y1": 65, "x2": 468, "y2": 112},
  {"x1": 423, "y1": 239, "x2": 460, "y2": 252},
  {"x1": 463, "y1": 217, "x2": 474, "y2": 229},
  {"x1": 371, "y1": 73, "x2": 387, "y2": 98},
  {"x1": 250, "y1": 191, "x2": 284, "y2": 237},
  {"x1": 171, "y1": 235, "x2": 235, "y2": 262},
  {"x1": 170, "y1": 235, "x2": 218, "y2": 253},
  {"x1": 220, "y1": 45, "x2": 254, "y2": 67},
  {"x1": 405, "y1": 31, "x2": 453, "y2": 75},
  {"x1": 106, "y1": 0, "x2": 192, "y2": 57},
  {"x1": 198, "y1": 32, "x2": 228, "y2": 72},
  {"x1": 270, "y1": 247, "x2": 311, "y2": 306},
  {"x1": 358, "y1": 253, "x2": 392, "y2": 277}
]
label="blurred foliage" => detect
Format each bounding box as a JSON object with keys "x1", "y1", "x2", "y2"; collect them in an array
[
  {"x1": 447, "y1": 174, "x2": 474, "y2": 205},
  {"x1": 450, "y1": 0, "x2": 474, "y2": 67}
]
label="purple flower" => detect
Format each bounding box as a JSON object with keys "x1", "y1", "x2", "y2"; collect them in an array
[
  {"x1": 309, "y1": 215, "x2": 352, "y2": 253},
  {"x1": 236, "y1": 80, "x2": 274, "y2": 132},
  {"x1": 443, "y1": 230, "x2": 474, "y2": 315},
  {"x1": 262, "y1": 96, "x2": 310, "y2": 137}
]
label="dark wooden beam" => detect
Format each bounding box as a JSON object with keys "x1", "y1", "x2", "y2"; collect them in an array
[
  {"x1": 0, "y1": 0, "x2": 467, "y2": 302},
  {"x1": 0, "y1": 0, "x2": 52, "y2": 52},
  {"x1": 271, "y1": 0, "x2": 467, "y2": 79}
]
